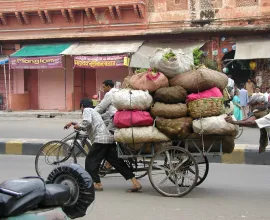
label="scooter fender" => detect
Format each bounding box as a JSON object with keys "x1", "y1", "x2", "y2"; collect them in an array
[{"x1": 3, "y1": 207, "x2": 69, "y2": 220}]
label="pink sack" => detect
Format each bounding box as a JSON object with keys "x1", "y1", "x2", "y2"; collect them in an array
[
  {"x1": 113, "y1": 110, "x2": 154, "y2": 128},
  {"x1": 186, "y1": 87, "x2": 223, "y2": 102},
  {"x1": 129, "y1": 70, "x2": 169, "y2": 92}
]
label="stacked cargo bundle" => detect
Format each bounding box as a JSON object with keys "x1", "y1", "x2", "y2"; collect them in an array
[
  {"x1": 112, "y1": 69, "x2": 170, "y2": 152},
  {"x1": 150, "y1": 48, "x2": 238, "y2": 154},
  {"x1": 147, "y1": 48, "x2": 194, "y2": 141},
  {"x1": 112, "y1": 48, "x2": 238, "y2": 154}
]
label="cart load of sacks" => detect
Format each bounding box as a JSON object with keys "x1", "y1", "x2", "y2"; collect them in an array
[{"x1": 112, "y1": 48, "x2": 237, "y2": 154}]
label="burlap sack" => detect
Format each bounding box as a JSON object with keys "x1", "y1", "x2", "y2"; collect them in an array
[
  {"x1": 154, "y1": 86, "x2": 187, "y2": 104},
  {"x1": 149, "y1": 48, "x2": 193, "y2": 78},
  {"x1": 156, "y1": 117, "x2": 193, "y2": 140},
  {"x1": 151, "y1": 102, "x2": 187, "y2": 118},
  {"x1": 112, "y1": 89, "x2": 153, "y2": 110},
  {"x1": 169, "y1": 67, "x2": 228, "y2": 93},
  {"x1": 192, "y1": 114, "x2": 238, "y2": 136},
  {"x1": 129, "y1": 71, "x2": 169, "y2": 93},
  {"x1": 184, "y1": 133, "x2": 235, "y2": 154},
  {"x1": 114, "y1": 126, "x2": 170, "y2": 143},
  {"x1": 122, "y1": 76, "x2": 133, "y2": 89}
]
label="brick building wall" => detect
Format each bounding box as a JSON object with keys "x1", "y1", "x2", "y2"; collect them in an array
[{"x1": 0, "y1": 0, "x2": 269, "y2": 40}]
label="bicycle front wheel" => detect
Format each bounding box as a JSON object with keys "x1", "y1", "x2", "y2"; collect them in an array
[
  {"x1": 35, "y1": 140, "x2": 77, "y2": 180},
  {"x1": 235, "y1": 126, "x2": 243, "y2": 139}
]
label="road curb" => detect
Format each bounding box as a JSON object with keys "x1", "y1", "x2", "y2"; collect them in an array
[
  {"x1": 0, "y1": 139, "x2": 48, "y2": 156},
  {"x1": 0, "y1": 140, "x2": 269, "y2": 165}
]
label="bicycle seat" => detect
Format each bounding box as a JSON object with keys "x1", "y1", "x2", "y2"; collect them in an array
[
  {"x1": 40, "y1": 184, "x2": 70, "y2": 207},
  {"x1": 0, "y1": 178, "x2": 45, "y2": 217}
]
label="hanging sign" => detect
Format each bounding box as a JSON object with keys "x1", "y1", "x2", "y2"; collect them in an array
[
  {"x1": 9, "y1": 56, "x2": 63, "y2": 69},
  {"x1": 73, "y1": 54, "x2": 130, "y2": 69},
  {"x1": 222, "y1": 48, "x2": 229, "y2": 54},
  {"x1": 212, "y1": 50, "x2": 218, "y2": 56}
]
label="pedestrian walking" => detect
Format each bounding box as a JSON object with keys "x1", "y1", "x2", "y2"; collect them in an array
[
  {"x1": 232, "y1": 89, "x2": 243, "y2": 121},
  {"x1": 245, "y1": 79, "x2": 255, "y2": 97},
  {"x1": 64, "y1": 99, "x2": 142, "y2": 192},
  {"x1": 239, "y1": 83, "x2": 249, "y2": 119}
]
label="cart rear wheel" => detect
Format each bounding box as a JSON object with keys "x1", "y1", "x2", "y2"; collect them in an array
[
  {"x1": 194, "y1": 155, "x2": 209, "y2": 186},
  {"x1": 148, "y1": 146, "x2": 198, "y2": 197}
]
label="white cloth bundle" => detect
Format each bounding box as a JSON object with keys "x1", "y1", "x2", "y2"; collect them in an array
[{"x1": 112, "y1": 89, "x2": 153, "y2": 110}]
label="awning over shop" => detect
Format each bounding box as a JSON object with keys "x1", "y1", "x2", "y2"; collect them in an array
[
  {"x1": 234, "y1": 38, "x2": 270, "y2": 60},
  {"x1": 130, "y1": 41, "x2": 205, "y2": 68},
  {"x1": 60, "y1": 41, "x2": 144, "y2": 55},
  {"x1": 9, "y1": 43, "x2": 72, "y2": 69},
  {"x1": 0, "y1": 56, "x2": 8, "y2": 65},
  {"x1": 10, "y1": 43, "x2": 72, "y2": 57}
]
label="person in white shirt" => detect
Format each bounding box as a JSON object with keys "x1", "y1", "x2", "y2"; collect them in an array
[
  {"x1": 225, "y1": 105, "x2": 269, "y2": 153},
  {"x1": 239, "y1": 84, "x2": 249, "y2": 119},
  {"x1": 227, "y1": 74, "x2": 235, "y2": 99},
  {"x1": 64, "y1": 99, "x2": 142, "y2": 192},
  {"x1": 94, "y1": 80, "x2": 118, "y2": 131},
  {"x1": 94, "y1": 80, "x2": 118, "y2": 170},
  {"x1": 264, "y1": 87, "x2": 270, "y2": 103}
]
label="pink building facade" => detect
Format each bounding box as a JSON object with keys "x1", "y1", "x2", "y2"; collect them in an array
[{"x1": 0, "y1": 0, "x2": 269, "y2": 111}]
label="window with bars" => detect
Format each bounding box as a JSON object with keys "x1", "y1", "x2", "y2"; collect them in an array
[
  {"x1": 236, "y1": 0, "x2": 258, "y2": 7},
  {"x1": 200, "y1": 0, "x2": 213, "y2": 9},
  {"x1": 167, "y1": 0, "x2": 189, "y2": 11},
  {"x1": 213, "y1": 0, "x2": 223, "y2": 8},
  {"x1": 147, "y1": 0, "x2": 155, "y2": 12}
]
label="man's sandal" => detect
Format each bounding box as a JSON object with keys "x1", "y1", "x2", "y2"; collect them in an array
[
  {"x1": 127, "y1": 185, "x2": 142, "y2": 193},
  {"x1": 94, "y1": 184, "x2": 104, "y2": 191}
]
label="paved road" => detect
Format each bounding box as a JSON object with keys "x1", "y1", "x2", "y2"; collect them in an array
[
  {"x1": 0, "y1": 117, "x2": 73, "y2": 140},
  {"x1": 0, "y1": 117, "x2": 261, "y2": 145},
  {"x1": 0, "y1": 155, "x2": 270, "y2": 220}
]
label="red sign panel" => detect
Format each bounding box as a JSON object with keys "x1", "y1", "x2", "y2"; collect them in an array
[
  {"x1": 73, "y1": 54, "x2": 130, "y2": 69},
  {"x1": 10, "y1": 56, "x2": 63, "y2": 69}
]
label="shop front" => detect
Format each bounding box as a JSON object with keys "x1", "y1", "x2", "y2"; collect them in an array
[
  {"x1": 234, "y1": 37, "x2": 270, "y2": 91},
  {"x1": 9, "y1": 43, "x2": 72, "y2": 111},
  {"x1": 61, "y1": 41, "x2": 144, "y2": 110},
  {"x1": 222, "y1": 37, "x2": 270, "y2": 91}
]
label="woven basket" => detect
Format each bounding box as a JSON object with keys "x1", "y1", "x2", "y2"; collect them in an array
[{"x1": 187, "y1": 97, "x2": 224, "y2": 119}]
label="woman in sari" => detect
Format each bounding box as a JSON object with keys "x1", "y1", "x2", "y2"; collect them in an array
[{"x1": 233, "y1": 89, "x2": 243, "y2": 121}]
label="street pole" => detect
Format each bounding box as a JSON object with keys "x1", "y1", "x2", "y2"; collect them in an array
[
  {"x1": 3, "y1": 64, "x2": 8, "y2": 111},
  {"x1": 64, "y1": 55, "x2": 67, "y2": 110},
  {"x1": 8, "y1": 64, "x2": 11, "y2": 111}
]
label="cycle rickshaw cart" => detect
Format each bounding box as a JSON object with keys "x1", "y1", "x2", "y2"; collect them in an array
[{"x1": 35, "y1": 130, "x2": 227, "y2": 198}]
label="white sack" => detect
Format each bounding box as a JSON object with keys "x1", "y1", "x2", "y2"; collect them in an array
[
  {"x1": 114, "y1": 126, "x2": 170, "y2": 143},
  {"x1": 224, "y1": 101, "x2": 234, "y2": 115},
  {"x1": 112, "y1": 89, "x2": 153, "y2": 110},
  {"x1": 149, "y1": 48, "x2": 193, "y2": 78},
  {"x1": 192, "y1": 114, "x2": 238, "y2": 136}
]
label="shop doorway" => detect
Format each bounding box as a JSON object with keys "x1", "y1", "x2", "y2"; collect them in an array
[
  {"x1": 24, "y1": 69, "x2": 38, "y2": 110},
  {"x1": 222, "y1": 51, "x2": 253, "y2": 88}
]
